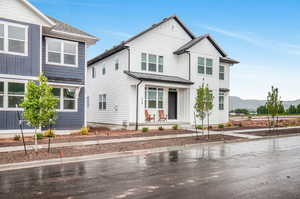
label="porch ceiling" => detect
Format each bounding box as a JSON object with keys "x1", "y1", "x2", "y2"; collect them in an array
[{"x1": 124, "y1": 71, "x2": 194, "y2": 85}]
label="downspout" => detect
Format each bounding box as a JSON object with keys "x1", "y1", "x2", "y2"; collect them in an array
[
  {"x1": 187, "y1": 51, "x2": 191, "y2": 80},
  {"x1": 126, "y1": 47, "x2": 131, "y2": 72},
  {"x1": 135, "y1": 80, "x2": 143, "y2": 130}
]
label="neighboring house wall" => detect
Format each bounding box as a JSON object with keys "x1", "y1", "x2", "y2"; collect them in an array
[
  {"x1": 42, "y1": 37, "x2": 85, "y2": 82},
  {"x1": 0, "y1": 18, "x2": 40, "y2": 77},
  {"x1": 87, "y1": 50, "x2": 135, "y2": 125}
]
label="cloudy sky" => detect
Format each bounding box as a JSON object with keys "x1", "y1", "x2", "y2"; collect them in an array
[{"x1": 31, "y1": 0, "x2": 300, "y2": 100}]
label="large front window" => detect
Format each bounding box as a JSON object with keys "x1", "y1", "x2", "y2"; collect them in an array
[
  {"x1": 197, "y1": 57, "x2": 213, "y2": 75},
  {"x1": 52, "y1": 87, "x2": 77, "y2": 111},
  {"x1": 141, "y1": 53, "x2": 164, "y2": 73},
  {"x1": 0, "y1": 81, "x2": 25, "y2": 109},
  {"x1": 0, "y1": 21, "x2": 27, "y2": 55},
  {"x1": 46, "y1": 38, "x2": 78, "y2": 67},
  {"x1": 0, "y1": 82, "x2": 4, "y2": 108},
  {"x1": 145, "y1": 87, "x2": 163, "y2": 109}
]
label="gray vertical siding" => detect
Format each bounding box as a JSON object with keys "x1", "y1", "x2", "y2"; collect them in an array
[
  {"x1": 54, "y1": 88, "x2": 85, "y2": 130},
  {"x1": 42, "y1": 37, "x2": 85, "y2": 83},
  {"x1": 0, "y1": 18, "x2": 40, "y2": 77},
  {"x1": 0, "y1": 111, "x2": 32, "y2": 130}
]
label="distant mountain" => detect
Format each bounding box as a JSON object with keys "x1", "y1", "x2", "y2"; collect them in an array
[{"x1": 229, "y1": 96, "x2": 300, "y2": 111}]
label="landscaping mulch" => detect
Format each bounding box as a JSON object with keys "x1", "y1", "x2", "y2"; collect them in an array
[
  {"x1": 212, "y1": 126, "x2": 267, "y2": 131},
  {"x1": 0, "y1": 134, "x2": 242, "y2": 165},
  {"x1": 0, "y1": 130, "x2": 194, "y2": 148},
  {"x1": 239, "y1": 128, "x2": 300, "y2": 137}
]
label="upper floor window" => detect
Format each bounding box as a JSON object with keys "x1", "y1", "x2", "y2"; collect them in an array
[
  {"x1": 92, "y1": 67, "x2": 96, "y2": 78},
  {"x1": 141, "y1": 53, "x2": 164, "y2": 73},
  {"x1": 219, "y1": 65, "x2": 225, "y2": 80},
  {"x1": 0, "y1": 21, "x2": 28, "y2": 56},
  {"x1": 115, "y1": 59, "x2": 119, "y2": 70},
  {"x1": 102, "y1": 67, "x2": 106, "y2": 75},
  {"x1": 197, "y1": 57, "x2": 213, "y2": 75},
  {"x1": 99, "y1": 94, "x2": 106, "y2": 110},
  {"x1": 0, "y1": 82, "x2": 3, "y2": 108},
  {"x1": 46, "y1": 38, "x2": 78, "y2": 67}
]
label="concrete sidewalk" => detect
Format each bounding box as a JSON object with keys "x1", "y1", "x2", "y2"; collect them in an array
[{"x1": 1, "y1": 126, "x2": 299, "y2": 153}]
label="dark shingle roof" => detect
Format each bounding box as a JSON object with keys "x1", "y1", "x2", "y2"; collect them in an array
[
  {"x1": 88, "y1": 15, "x2": 195, "y2": 66},
  {"x1": 220, "y1": 57, "x2": 239, "y2": 64},
  {"x1": 124, "y1": 71, "x2": 194, "y2": 85},
  {"x1": 47, "y1": 16, "x2": 98, "y2": 39},
  {"x1": 174, "y1": 34, "x2": 227, "y2": 57}
]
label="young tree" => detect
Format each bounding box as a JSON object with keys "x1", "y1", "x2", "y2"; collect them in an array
[
  {"x1": 20, "y1": 75, "x2": 58, "y2": 152},
  {"x1": 204, "y1": 85, "x2": 214, "y2": 140},
  {"x1": 266, "y1": 86, "x2": 281, "y2": 131},
  {"x1": 257, "y1": 105, "x2": 267, "y2": 115},
  {"x1": 194, "y1": 83, "x2": 206, "y2": 138}
]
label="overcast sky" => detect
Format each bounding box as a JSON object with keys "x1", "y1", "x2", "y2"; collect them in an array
[{"x1": 31, "y1": 0, "x2": 300, "y2": 101}]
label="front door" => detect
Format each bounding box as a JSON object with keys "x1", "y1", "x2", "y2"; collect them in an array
[{"x1": 168, "y1": 91, "x2": 177, "y2": 120}]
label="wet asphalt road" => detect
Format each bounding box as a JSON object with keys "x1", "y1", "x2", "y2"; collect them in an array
[{"x1": 1, "y1": 136, "x2": 300, "y2": 199}]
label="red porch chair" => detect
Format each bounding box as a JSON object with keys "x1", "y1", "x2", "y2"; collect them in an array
[
  {"x1": 158, "y1": 110, "x2": 167, "y2": 122},
  {"x1": 145, "y1": 110, "x2": 155, "y2": 122}
]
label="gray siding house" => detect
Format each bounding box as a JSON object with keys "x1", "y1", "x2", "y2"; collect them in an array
[{"x1": 0, "y1": 0, "x2": 98, "y2": 132}]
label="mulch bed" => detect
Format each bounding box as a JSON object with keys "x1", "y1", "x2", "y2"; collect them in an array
[
  {"x1": 0, "y1": 134, "x2": 242, "y2": 165},
  {"x1": 239, "y1": 128, "x2": 300, "y2": 137},
  {"x1": 212, "y1": 126, "x2": 267, "y2": 131},
  {"x1": 0, "y1": 129, "x2": 194, "y2": 148}
]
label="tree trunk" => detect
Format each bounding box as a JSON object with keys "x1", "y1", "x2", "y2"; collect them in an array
[
  {"x1": 34, "y1": 127, "x2": 38, "y2": 152},
  {"x1": 207, "y1": 112, "x2": 210, "y2": 140},
  {"x1": 202, "y1": 118, "x2": 204, "y2": 137}
]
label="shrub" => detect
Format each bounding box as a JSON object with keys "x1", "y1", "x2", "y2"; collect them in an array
[
  {"x1": 238, "y1": 123, "x2": 243, "y2": 127},
  {"x1": 142, "y1": 127, "x2": 149, "y2": 132},
  {"x1": 196, "y1": 125, "x2": 203, "y2": 129},
  {"x1": 226, "y1": 122, "x2": 232, "y2": 127},
  {"x1": 80, "y1": 127, "x2": 89, "y2": 135},
  {"x1": 158, "y1": 126, "x2": 164, "y2": 131},
  {"x1": 218, "y1": 124, "x2": 224, "y2": 129},
  {"x1": 36, "y1": 133, "x2": 44, "y2": 140},
  {"x1": 14, "y1": 134, "x2": 21, "y2": 141},
  {"x1": 172, "y1": 124, "x2": 179, "y2": 130},
  {"x1": 43, "y1": 129, "x2": 56, "y2": 138}
]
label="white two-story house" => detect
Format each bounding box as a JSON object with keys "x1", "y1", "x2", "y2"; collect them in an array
[{"x1": 87, "y1": 15, "x2": 239, "y2": 130}]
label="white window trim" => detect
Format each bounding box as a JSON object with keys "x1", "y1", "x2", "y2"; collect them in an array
[
  {"x1": 0, "y1": 80, "x2": 26, "y2": 111},
  {"x1": 46, "y1": 37, "x2": 78, "y2": 67},
  {"x1": 0, "y1": 20, "x2": 28, "y2": 56},
  {"x1": 141, "y1": 53, "x2": 164, "y2": 73},
  {"x1": 219, "y1": 92, "x2": 225, "y2": 111},
  {"x1": 98, "y1": 94, "x2": 107, "y2": 111},
  {"x1": 219, "y1": 65, "x2": 225, "y2": 80},
  {"x1": 52, "y1": 86, "x2": 79, "y2": 112}
]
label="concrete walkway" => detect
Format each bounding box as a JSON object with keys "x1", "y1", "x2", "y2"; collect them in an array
[{"x1": 1, "y1": 126, "x2": 299, "y2": 153}]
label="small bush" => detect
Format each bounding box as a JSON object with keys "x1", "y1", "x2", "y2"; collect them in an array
[
  {"x1": 158, "y1": 126, "x2": 164, "y2": 131},
  {"x1": 196, "y1": 125, "x2": 203, "y2": 129},
  {"x1": 218, "y1": 124, "x2": 225, "y2": 129},
  {"x1": 80, "y1": 127, "x2": 89, "y2": 135},
  {"x1": 172, "y1": 124, "x2": 179, "y2": 130},
  {"x1": 44, "y1": 129, "x2": 56, "y2": 138},
  {"x1": 14, "y1": 134, "x2": 21, "y2": 141},
  {"x1": 36, "y1": 133, "x2": 44, "y2": 139},
  {"x1": 226, "y1": 122, "x2": 232, "y2": 127},
  {"x1": 238, "y1": 123, "x2": 243, "y2": 127},
  {"x1": 142, "y1": 127, "x2": 149, "y2": 132}
]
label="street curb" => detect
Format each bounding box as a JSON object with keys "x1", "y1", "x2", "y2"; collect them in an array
[{"x1": 0, "y1": 139, "x2": 242, "y2": 172}]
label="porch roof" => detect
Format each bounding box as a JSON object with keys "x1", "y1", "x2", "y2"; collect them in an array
[{"x1": 124, "y1": 71, "x2": 194, "y2": 85}]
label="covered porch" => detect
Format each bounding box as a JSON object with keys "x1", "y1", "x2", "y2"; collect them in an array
[{"x1": 126, "y1": 71, "x2": 194, "y2": 129}]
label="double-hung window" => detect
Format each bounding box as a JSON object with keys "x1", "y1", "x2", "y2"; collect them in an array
[
  {"x1": 0, "y1": 21, "x2": 27, "y2": 55},
  {"x1": 219, "y1": 65, "x2": 225, "y2": 80},
  {"x1": 99, "y1": 94, "x2": 106, "y2": 110},
  {"x1": 198, "y1": 57, "x2": 205, "y2": 74},
  {"x1": 46, "y1": 38, "x2": 78, "y2": 67},
  {"x1": 92, "y1": 67, "x2": 96, "y2": 78},
  {"x1": 63, "y1": 88, "x2": 76, "y2": 110},
  {"x1": 219, "y1": 92, "x2": 225, "y2": 110},
  {"x1": 115, "y1": 59, "x2": 119, "y2": 70},
  {"x1": 145, "y1": 87, "x2": 164, "y2": 109},
  {"x1": 206, "y1": 58, "x2": 213, "y2": 75},
  {"x1": 102, "y1": 67, "x2": 106, "y2": 75},
  {"x1": 8, "y1": 82, "x2": 25, "y2": 108},
  {"x1": 141, "y1": 53, "x2": 164, "y2": 73},
  {"x1": 51, "y1": 87, "x2": 77, "y2": 111}
]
